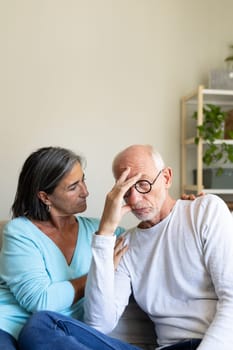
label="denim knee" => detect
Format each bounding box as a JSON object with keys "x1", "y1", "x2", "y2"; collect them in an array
[{"x1": 0, "y1": 329, "x2": 18, "y2": 350}]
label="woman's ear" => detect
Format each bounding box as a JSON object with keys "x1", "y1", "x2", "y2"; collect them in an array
[{"x1": 37, "y1": 191, "x2": 50, "y2": 205}]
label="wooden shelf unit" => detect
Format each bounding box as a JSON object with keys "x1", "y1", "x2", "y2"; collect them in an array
[{"x1": 181, "y1": 85, "x2": 233, "y2": 196}]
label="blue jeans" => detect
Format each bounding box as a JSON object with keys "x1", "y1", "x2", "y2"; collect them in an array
[
  {"x1": 0, "y1": 329, "x2": 18, "y2": 350},
  {"x1": 18, "y1": 311, "x2": 141, "y2": 350}
]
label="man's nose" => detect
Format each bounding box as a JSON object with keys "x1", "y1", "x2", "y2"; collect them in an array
[{"x1": 125, "y1": 187, "x2": 142, "y2": 203}]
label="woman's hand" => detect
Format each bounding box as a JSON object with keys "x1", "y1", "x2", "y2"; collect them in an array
[{"x1": 181, "y1": 192, "x2": 204, "y2": 200}]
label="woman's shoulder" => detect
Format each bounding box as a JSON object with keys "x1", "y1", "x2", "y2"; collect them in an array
[
  {"x1": 4, "y1": 217, "x2": 31, "y2": 233},
  {"x1": 75, "y1": 216, "x2": 100, "y2": 228},
  {"x1": 75, "y1": 216, "x2": 125, "y2": 237},
  {"x1": 2, "y1": 217, "x2": 43, "y2": 251}
]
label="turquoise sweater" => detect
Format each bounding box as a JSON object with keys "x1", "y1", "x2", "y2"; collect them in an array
[{"x1": 0, "y1": 216, "x2": 124, "y2": 339}]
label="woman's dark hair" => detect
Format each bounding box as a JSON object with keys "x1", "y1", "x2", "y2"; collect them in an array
[{"x1": 12, "y1": 146, "x2": 84, "y2": 220}]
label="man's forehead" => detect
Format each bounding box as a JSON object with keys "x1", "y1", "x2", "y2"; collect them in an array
[{"x1": 116, "y1": 164, "x2": 156, "y2": 177}]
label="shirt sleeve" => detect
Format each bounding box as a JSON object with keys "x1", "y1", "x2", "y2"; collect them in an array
[
  {"x1": 84, "y1": 234, "x2": 132, "y2": 333},
  {"x1": 197, "y1": 195, "x2": 233, "y2": 350},
  {"x1": 0, "y1": 220, "x2": 75, "y2": 312}
]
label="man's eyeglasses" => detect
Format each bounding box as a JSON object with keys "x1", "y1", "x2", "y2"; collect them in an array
[{"x1": 124, "y1": 169, "x2": 163, "y2": 198}]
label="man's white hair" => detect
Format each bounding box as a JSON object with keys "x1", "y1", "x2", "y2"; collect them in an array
[{"x1": 149, "y1": 145, "x2": 165, "y2": 171}]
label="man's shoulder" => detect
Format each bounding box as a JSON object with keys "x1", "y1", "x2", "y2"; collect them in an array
[
  {"x1": 177, "y1": 194, "x2": 231, "y2": 222},
  {"x1": 178, "y1": 193, "x2": 225, "y2": 209},
  {"x1": 193, "y1": 193, "x2": 227, "y2": 208}
]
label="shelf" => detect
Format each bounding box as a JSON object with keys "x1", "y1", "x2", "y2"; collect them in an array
[
  {"x1": 203, "y1": 88, "x2": 233, "y2": 96},
  {"x1": 183, "y1": 186, "x2": 233, "y2": 195},
  {"x1": 181, "y1": 85, "x2": 233, "y2": 196},
  {"x1": 204, "y1": 189, "x2": 233, "y2": 194},
  {"x1": 183, "y1": 87, "x2": 233, "y2": 106},
  {"x1": 204, "y1": 139, "x2": 233, "y2": 145},
  {"x1": 184, "y1": 139, "x2": 233, "y2": 145}
]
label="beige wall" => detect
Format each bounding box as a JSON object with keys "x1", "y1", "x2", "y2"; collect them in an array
[{"x1": 0, "y1": 0, "x2": 233, "y2": 227}]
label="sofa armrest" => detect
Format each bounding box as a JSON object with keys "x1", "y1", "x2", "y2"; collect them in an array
[{"x1": 0, "y1": 220, "x2": 8, "y2": 250}]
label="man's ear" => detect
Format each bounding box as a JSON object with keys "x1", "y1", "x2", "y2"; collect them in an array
[
  {"x1": 162, "y1": 167, "x2": 173, "y2": 188},
  {"x1": 37, "y1": 191, "x2": 50, "y2": 205}
]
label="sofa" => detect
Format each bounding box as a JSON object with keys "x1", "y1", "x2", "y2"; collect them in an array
[{"x1": 0, "y1": 220, "x2": 156, "y2": 349}]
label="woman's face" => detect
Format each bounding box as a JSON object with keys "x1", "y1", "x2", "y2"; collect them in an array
[{"x1": 47, "y1": 162, "x2": 89, "y2": 217}]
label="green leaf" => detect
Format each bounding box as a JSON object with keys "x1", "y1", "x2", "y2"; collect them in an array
[
  {"x1": 216, "y1": 168, "x2": 223, "y2": 176},
  {"x1": 225, "y1": 56, "x2": 233, "y2": 61}
]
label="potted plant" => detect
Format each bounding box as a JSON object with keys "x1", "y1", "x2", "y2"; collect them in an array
[
  {"x1": 209, "y1": 44, "x2": 233, "y2": 88},
  {"x1": 193, "y1": 103, "x2": 233, "y2": 175}
]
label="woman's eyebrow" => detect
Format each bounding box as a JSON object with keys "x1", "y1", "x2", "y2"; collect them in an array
[
  {"x1": 67, "y1": 174, "x2": 85, "y2": 189},
  {"x1": 67, "y1": 180, "x2": 80, "y2": 189}
]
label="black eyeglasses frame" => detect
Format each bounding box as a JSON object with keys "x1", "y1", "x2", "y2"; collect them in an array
[{"x1": 124, "y1": 169, "x2": 163, "y2": 198}]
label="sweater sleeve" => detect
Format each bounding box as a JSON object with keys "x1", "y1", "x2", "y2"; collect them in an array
[
  {"x1": 197, "y1": 195, "x2": 233, "y2": 350},
  {"x1": 84, "y1": 234, "x2": 132, "y2": 333},
  {"x1": 0, "y1": 219, "x2": 75, "y2": 312}
]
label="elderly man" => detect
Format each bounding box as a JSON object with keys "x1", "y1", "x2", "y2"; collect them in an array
[{"x1": 84, "y1": 144, "x2": 233, "y2": 350}]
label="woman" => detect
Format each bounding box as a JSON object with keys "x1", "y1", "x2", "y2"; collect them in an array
[{"x1": 0, "y1": 146, "x2": 125, "y2": 349}]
